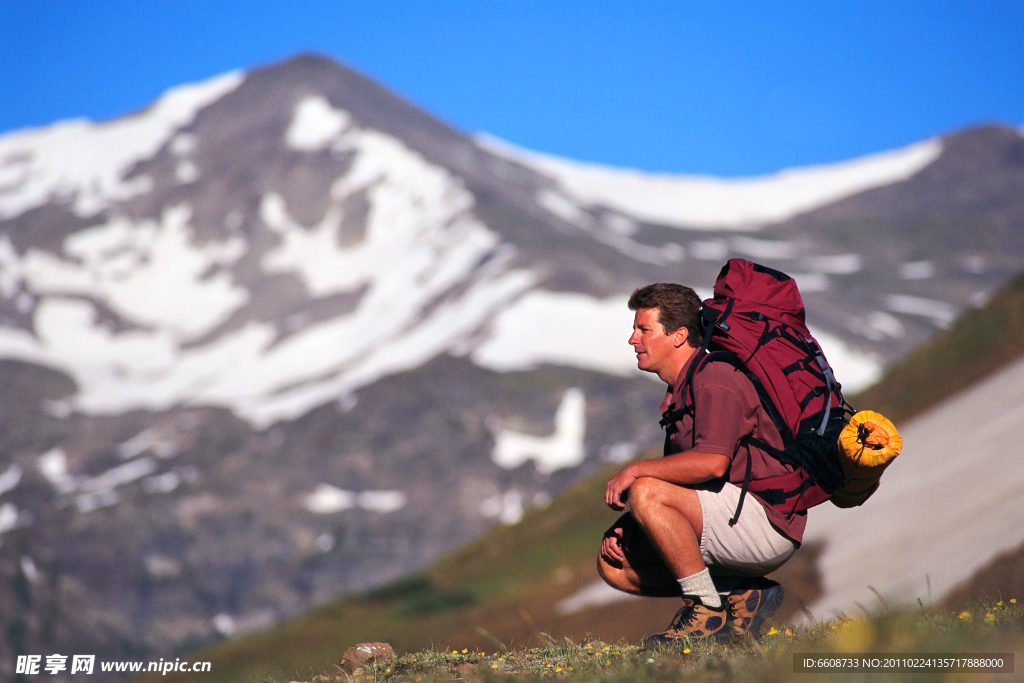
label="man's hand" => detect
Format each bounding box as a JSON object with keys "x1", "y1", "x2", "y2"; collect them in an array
[
  {"x1": 600, "y1": 525, "x2": 626, "y2": 564},
  {"x1": 605, "y1": 463, "x2": 639, "y2": 511}
]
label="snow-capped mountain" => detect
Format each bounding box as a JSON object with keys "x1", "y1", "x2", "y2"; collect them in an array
[{"x1": 1, "y1": 53, "x2": 1022, "y2": 677}]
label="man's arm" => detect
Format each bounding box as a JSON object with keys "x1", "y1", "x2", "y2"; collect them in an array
[{"x1": 605, "y1": 450, "x2": 730, "y2": 511}]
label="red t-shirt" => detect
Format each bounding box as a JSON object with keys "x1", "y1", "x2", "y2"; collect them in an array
[{"x1": 660, "y1": 355, "x2": 806, "y2": 543}]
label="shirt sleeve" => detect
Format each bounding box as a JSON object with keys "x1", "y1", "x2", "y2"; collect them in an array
[{"x1": 691, "y1": 377, "x2": 751, "y2": 460}]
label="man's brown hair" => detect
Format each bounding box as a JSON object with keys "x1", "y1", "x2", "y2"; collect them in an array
[{"x1": 628, "y1": 283, "x2": 703, "y2": 348}]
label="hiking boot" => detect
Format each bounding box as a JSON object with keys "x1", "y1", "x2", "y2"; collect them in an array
[
  {"x1": 725, "y1": 581, "x2": 784, "y2": 637},
  {"x1": 645, "y1": 598, "x2": 728, "y2": 647}
]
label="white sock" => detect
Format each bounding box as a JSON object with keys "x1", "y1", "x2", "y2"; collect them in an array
[{"x1": 677, "y1": 568, "x2": 722, "y2": 608}]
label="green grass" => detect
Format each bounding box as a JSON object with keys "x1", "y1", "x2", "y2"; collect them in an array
[{"x1": 295, "y1": 599, "x2": 1023, "y2": 683}]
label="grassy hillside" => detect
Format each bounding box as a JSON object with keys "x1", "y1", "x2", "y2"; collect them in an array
[
  {"x1": 138, "y1": 269, "x2": 1024, "y2": 683},
  {"x1": 279, "y1": 601, "x2": 1024, "y2": 683}
]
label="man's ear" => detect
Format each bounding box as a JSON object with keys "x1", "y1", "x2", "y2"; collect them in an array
[{"x1": 673, "y1": 327, "x2": 689, "y2": 348}]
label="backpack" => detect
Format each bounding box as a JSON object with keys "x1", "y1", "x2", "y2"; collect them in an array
[{"x1": 659, "y1": 259, "x2": 854, "y2": 525}]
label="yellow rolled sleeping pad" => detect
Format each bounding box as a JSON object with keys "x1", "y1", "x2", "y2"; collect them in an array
[{"x1": 831, "y1": 410, "x2": 903, "y2": 508}]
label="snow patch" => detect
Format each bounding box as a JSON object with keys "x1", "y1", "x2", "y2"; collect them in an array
[
  {"x1": 602, "y1": 442, "x2": 639, "y2": 464},
  {"x1": 480, "y1": 489, "x2": 525, "y2": 525},
  {"x1": 787, "y1": 272, "x2": 831, "y2": 293},
  {"x1": 811, "y1": 327, "x2": 882, "y2": 393},
  {"x1": 303, "y1": 484, "x2": 407, "y2": 515},
  {"x1": 884, "y1": 294, "x2": 957, "y2": 327},
  {"x1": 0, "y1": 503, "x2": 18, "y2": 535},
  {"x1": 0, "y1": 464, "x2": 22, "y2": 495},
  {"x1": 8, "y1": 204, "x2": 249, "y2": 340},
  {"x1": 472, "y1": 291, "x2": 640, "y2": 376},
  {"x1": 536, "y1": 188, "x2": 594, "y2": 227},
  {"x1": 799, "y1": 254, "x2": 863, "y2": 275},
  {"x1": 20, "y1": 556, "x2": 40, "y2": 582},
  {"x1": 479, "y1": 134, "x2": 943, "y2": 230},
  {"x1": 118, "y1": 429, "x2": 176, "y2": 460},
  {"x1": 38, "y1": 448, "x2": 74, "y2": 492},
  {"x1": 175, "y1": 160, "x2": 200, "y2": 184},
  {"x1": 899, "y1": 260, "x2": 935, "y2": 280},
  {"x1": 286, "y1": 95, "x2": 352, "y2": 151},
  {"x1": 78, "y1": 457, "x2": 157, "y2": 494},
  {"x1": 0, "y1": 71, "x2": 244, "y2": 219},
  {"x1": 145, "y1": 554, "x2": 182, "y2": 579},
  {"x1": 690, "y1": 239, "x2": 729, "y2": 261},
  {"x1": 729, "y1": 236, "x2": 797, "y2": 260},
  {"x1": 144, "y1": 471, "x2": 181, "y2": 494},
  {"x1": 858, "y1": 311, "x2": 906, "y2": 341},
  {"x1": 961, "y1": 255, "x2": 987, "y2": 274},
  {"x1": 555, "y1": 579, "x2": 641, "y2": 615},
  {"x1": 491, "y1": 389, "x2": 587, "y2": 475}
]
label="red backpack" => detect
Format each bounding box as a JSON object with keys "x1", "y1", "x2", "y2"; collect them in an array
[{"x1": 660, "y1": 259, "x2": 851, "y2": 524}]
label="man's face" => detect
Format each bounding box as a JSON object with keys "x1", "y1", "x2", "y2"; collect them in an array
[{"x1": 629, "y1": 308, "x2": 684, "y2": 381}]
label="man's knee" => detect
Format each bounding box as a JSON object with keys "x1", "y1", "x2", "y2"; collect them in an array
[
  {"x1": 628, "y1": 477, "x2": 703, "y2": 545},
  {"x1": 626, "y1": 476, "x2": 664, "y2": 516},
  {"x1": 596, "y1": 554, "x2": 632, "y2": 592}
]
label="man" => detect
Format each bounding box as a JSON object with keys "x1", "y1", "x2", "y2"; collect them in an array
[{"x1": 597, "y1": 283, "x2": 798, "y2": 643}]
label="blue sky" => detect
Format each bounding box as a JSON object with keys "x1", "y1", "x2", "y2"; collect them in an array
[{"x1": 2, "y1": 1, "x2": 1022, "y2": 176}]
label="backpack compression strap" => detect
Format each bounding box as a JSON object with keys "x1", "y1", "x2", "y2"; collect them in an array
[{"x1": 727, "y1": 436, "x2": 817, "y2": 526}]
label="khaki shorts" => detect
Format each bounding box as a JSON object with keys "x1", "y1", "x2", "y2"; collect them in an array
[{"x1": 696, "y1": 482, "x2": 797, "y2": 576}]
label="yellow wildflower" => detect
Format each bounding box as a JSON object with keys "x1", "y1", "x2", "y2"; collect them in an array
[
  {"x1": 555, "y1": 667, "x2": 563, "y2": 672},
  {"x1": 1011, "y1": 599, "x2": 1017, "y2": 604},
  {"x1": 491, "y1": 664, "x2": 498, "y2": 669},
  {"x1": 958, "y1": 611, "x2": 971, "y2": 621},
  {"x1": 683, "y1": 648, "x2": 691, "y2": 654},
  {"x1": 767, "y1": 627, "x2": 780, "y2": 635},
  {"x1": 462, "y1": 649, "x2": 468, "y2": 653}
]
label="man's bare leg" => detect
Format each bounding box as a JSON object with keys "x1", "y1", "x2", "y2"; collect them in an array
[
  {"x1": 625, "y1": 476, "x2": 728, "y2": 613},
  {"x1": 597, "y1": 477, "x2": 709, "y2": 594},
  {"x1": 597, "y1": 513, "x2": 681, "y2": 597},
  {"x1": 626, "y1": 476, "x2": 706, "y2": 577}
]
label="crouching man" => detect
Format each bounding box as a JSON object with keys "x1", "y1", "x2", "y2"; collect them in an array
[{"x1": 598, "y1": 283, "x2": 800, "y2": 643}]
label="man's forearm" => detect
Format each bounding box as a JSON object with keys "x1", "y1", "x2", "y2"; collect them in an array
[
  {"x1": 630, "y1": 450, "x2": 731, "y2": 486},
  {"x1": 606, "y1": 449, "x2": 731, "y2": 510}
]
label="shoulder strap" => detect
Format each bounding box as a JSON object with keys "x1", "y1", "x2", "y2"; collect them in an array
[{"x1": 658, "y1": 299, "x2": 736, "y2": 429}]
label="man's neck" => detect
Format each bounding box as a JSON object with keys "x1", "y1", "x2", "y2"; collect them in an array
[{"x1": 661, "y1": 344, "x2": 698, "y2": 387}]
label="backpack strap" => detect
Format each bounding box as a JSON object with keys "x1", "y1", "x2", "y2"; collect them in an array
[
  {"x1": 728, "y1": 435, "x2": 754, "y2": 526},
  {"x1": 658, "y1": 299, "x2": 735, "y2": 429}
]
